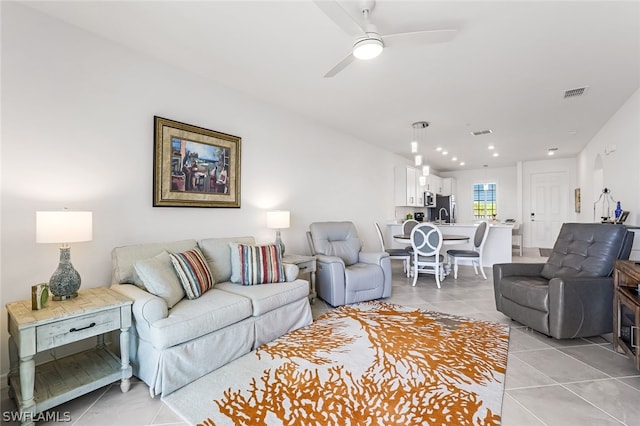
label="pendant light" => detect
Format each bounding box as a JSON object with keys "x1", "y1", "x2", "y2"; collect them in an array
[{"x1": 411, "y1": 121, "x2": 429, "y2": 168}]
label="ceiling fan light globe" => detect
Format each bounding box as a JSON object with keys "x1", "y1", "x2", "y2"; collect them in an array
[{"x1": 352, "y1": 38, "x2": 383, "y2": 60}]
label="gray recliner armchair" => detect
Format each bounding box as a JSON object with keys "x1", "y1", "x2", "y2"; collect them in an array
[
  {"x1": 493, "y1": 223, "x2": 634, "y2": 339},
  {"x1": 309, "y1": 221, "x2": 392, "y2": 307}
]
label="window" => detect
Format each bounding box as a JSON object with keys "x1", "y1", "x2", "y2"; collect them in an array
[{"x1": 473, "y1": 183, "x2": 497, "y2": 219}]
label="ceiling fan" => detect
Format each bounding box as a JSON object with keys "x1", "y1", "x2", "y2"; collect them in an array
[{"x1": 314, "y1": 0, "x2": 457, "y2": 77}]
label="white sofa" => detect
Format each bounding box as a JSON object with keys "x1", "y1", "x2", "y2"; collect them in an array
[{"x1": 110, "y1": 236, "x2": 312, "y2": 396}]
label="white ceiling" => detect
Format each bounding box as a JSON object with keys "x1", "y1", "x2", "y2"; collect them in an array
[{"x1": 23, "y1": 1, "x2": 640, "y2": 172}]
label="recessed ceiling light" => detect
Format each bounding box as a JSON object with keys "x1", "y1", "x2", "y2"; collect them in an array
[
  {"x1": 459, "y1": 162, "x2": 465, "y2": 166},
  {"x1": 492, "y1": 152, "x2": 499, "y2": 157},
  {"x1": 436, "y1": 147, "x2": 442, "y2": 151},
  {"x1": 442, "y1": 151, "x2": 448, "y2": 156},
  {"x1": 488, "y1": 145, "x2": 495, "y2": 150},
  {"x1": 451, "y1": 157, "x2": 457, "y2": 161}
]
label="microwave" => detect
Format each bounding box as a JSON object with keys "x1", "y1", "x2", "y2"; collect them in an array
[{"x1": 424, "y1": 192, "x2": 435, "y2": 207}]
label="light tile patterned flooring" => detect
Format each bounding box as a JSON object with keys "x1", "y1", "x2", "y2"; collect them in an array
[{"x1": 2, "y1": 248, "x2": 639, "y2": 425}]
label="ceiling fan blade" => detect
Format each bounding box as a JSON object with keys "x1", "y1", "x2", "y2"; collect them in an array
[
  {"x1": 383, "y1": 29, "x2": 457, "y2": 49},
  {"x1": 324, "y1": 53, "x2": 355, "y2": 78},
  {"x1": 314, "y1": 0, "x2": 365, "y2": 37}
]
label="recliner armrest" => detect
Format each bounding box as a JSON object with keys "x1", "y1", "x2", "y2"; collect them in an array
[
  {"x1": 548, "y1": 276, "x2": 615, "y2": 338},
  {"x1": 315, "y1": 254, "x2": 346, "y2": 267},
  {"x1": 111, "y1": 283, "x2": 168, "y2": 326},
  {"x1": 493, "y1": 262, "x2": 545, "y2": 279},
  {"x1": 358, "y1": 251, "x2": 389, "y2": 265}
]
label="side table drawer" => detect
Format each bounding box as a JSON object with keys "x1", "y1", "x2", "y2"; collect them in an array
[
  {"x1": 296, "y1": 260, "x2": 316, "y2": 273},
  {"x1": 37, "y1": 308, "x2": 121, "y2": 351}
]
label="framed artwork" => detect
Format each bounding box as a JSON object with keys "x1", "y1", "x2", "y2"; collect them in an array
[
  {"x1": 574, "y1": 188, "x2": 581, "y2": 213},
  {"x1": 154, "y1": 116, "x2": 241, "y2": 207}
]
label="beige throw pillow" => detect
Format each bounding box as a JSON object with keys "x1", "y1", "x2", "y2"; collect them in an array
[{"x1": 133, "y1": 251, "x2": 185, "y2": 308}]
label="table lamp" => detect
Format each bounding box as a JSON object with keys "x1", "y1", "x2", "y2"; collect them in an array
[
  {"x1": 36, "y1": 211, "x2": 93, "y2": 300},
  {"x1": 266, "y1": 210, "x2": 290, "y2": 255}
]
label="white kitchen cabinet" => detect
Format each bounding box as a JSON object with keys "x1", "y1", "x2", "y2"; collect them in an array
[
  {"x1": 431, "y1": 175, "x2": 443, "y2": 195},
  {"x1": 440, "y1": 177, "x2": 456, "y2": 196},
  {"x1": 395, "y1": 166, "x2": 419, "y2": 206}
]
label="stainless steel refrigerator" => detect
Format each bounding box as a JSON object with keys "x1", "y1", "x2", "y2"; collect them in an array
[{"x1": 434, "y1": 195, "x2": 456, "y2": 223}]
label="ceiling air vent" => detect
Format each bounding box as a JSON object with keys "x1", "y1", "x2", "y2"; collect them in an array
[
  {"x1": 471, "y1": 129, "x2": 493, "y2": 136},
  {"x1": 564, "y1": 86, "x2": 589, "y2": 98}
]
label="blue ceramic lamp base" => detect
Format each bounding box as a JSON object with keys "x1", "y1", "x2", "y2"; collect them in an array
[{"x1": 49, "y1": 247, "x2": 81, "y2": 301}]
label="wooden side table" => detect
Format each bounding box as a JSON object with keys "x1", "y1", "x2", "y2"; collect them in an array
[
  {"x1": 283, "y1": 254, "x2": 317, "y2": 304},
  {"x1": 6, "y1": 287, "x2": 133, "y2": 425},
  {"x1": 613, "y1": 260, "x2": 640, "y2": 371}
]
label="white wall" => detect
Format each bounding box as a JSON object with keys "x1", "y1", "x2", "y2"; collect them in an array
[
  {"x1": 0, "y1": 4, "x2": 410, "y2": 375},
  {"x1": 577, "y1": 89, "x2": 640, "y2": 226}
]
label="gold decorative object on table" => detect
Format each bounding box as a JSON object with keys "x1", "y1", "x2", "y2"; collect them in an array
[{"x1": 30, "y1": 283, "x2": 49, "y2": 310}]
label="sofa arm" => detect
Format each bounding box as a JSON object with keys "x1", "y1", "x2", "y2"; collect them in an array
[
  {"x1": 111, "y1": 283, "x2": 168, "y2": 327},
  {"x1": 283, "y1": 263, "x2": 300, "y2": 282},
  {"x1": 548, "y1": 276, "x2": 614, "y2": 338},
  {"x1": 358, "y1": 251, "x2": 389, "y2": 266}
]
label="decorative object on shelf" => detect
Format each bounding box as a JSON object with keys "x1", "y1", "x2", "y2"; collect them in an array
[
  {"x1": 36, "y1": 210, "x2": 93, "y2": 300},
  {"x1": 266, "y1": 210, "x2": 290, "y2": 255},
  {"x1": 593, "y1": 187, "x2": 616, "y2": 222},
  {"x1": 574, "y1": 188, "x2": 581, "y2": 213},
  {"x1": 153, "y1": 116, "x2": 241, "y2": 208},
  {"x1": 31, "y1": 283, "x2": 49, "y2": 310},
  {"x1": 615, "y1": 201, "x2": 623, "y2": 220}
]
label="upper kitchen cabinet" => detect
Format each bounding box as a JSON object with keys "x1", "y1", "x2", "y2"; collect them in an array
[
  {"x1": 395, "y1": 166, "x2": 420, "y2": 206},
  {"x1": 440, "y1": 177, "x2": 456, "y2": 196},
  {"x1": 426, "y1": 175, "x2": 442, "y2": 195}
]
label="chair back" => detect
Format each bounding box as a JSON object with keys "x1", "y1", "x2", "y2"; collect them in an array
[
  {"x1": 541, "y1": 223, "x2": 633, "y2": 279},
  {"x1": 403, "y1": 219, "x2": 419, "y2": 236},
  {"x1": 410, "y1": 223, "x2": 443, "y2": 257},
  {"x1": 309, "y1": 222, "x2": 362, "y2": 266},
  {"x1": 474, "y1": 221, "x2": 490, "y2": 250},
  {"x1": 374, "y1": 222, "x2": 386, "y2": 251}
]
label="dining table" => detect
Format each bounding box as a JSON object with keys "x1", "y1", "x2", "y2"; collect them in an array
[{"x1": 393, "y1": 233, "x2": 471, "y2": 278}]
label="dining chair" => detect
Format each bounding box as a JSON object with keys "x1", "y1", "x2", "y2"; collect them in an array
[
  {"x1": 447, "y1": 221, "x2": 490, "y2": 279},
  {"x1": 410, "y1": 223, "x2": 445, "y2": 288},
  {"x1": 402, "y1": 219, "x2": 419, "y2": 236},
  {"x1": 374, "y1": 222, "x2": 411, "y2": 277}
]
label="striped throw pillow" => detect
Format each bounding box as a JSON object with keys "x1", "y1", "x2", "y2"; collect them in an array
[
  {"x1": 234, "y1": 243, "x2": 285, "y2": 285},
  {"x1": 169, "y1": 248, "x2": 214, "y2": 299}
]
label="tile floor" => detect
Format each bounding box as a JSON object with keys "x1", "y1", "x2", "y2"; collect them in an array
[{"x1": 2, "y1": 247, "x2": 639, "y2": 425}]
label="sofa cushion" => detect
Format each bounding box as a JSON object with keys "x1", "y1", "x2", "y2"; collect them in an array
[
  {"x1": 169, "y1": 248, "x2": 214, "y2": 299},
  {"x1": 498, "y1": 275, "x2": 550, "y2": 312},
  {"x1": 541, "y1": 223, "x2": 628, "y2": 280},
  {"x1": 229, "y1": 243, "x2": 286, "y2": 285},
  {"x1": 133, "y1": 251, "x2": 184, "y2": 308},
  {"x1": 148, "y1": 289, "x2": 252, "y2": 349},
  {"x1": 198, "y1": 237, "x2": 255, "y2": 283},
  {"x1": 111, "y1": 239, "x2": 197, "y2": 288},
  {"x1": 216, "y1": 279, "x2": 309, "y2": 316}
]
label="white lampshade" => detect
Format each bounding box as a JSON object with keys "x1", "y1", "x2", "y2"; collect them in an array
[
  {"x1": 266, "y1": 210, "x2": 290, "y2": 229},
  {"x1": 353, "y1": 38, "x2": 383, "y2": 60},
  {"x1": 36, "y1": 211, "x2": 93, "y2": 244}
]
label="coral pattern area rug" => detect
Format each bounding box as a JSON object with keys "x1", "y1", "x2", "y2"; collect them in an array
[{"x1": 163, "y1": 301, "x2": 510, "y2": 425}]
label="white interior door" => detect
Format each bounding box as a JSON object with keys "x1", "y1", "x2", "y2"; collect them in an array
[{"x1": 530, "y1": 172, "x2": 567, "y2": 248}]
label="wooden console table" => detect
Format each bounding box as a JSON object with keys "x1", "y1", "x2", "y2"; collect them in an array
[
  {"x1": 613, "y1": 260, "x2": 640, "y2": 371},
  {"x1": 6, "y1": 287, "x2": 132, "y2": 425}
]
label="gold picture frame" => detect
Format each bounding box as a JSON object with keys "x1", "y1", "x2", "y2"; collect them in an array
[
  {"x1": 153, "y1": 116, "x2": 241, "y2": 208},
  {"x1": 574, "y1": 188, "x2": 581, "y2": 213}
]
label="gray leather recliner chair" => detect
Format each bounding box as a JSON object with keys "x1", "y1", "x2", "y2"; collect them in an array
[
  {"x1": 493, "y1": 223, "x2": 634, "y2": 339},
  {"x1": 309, "y1": 221, "x2": 392, "y2": 307}
]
